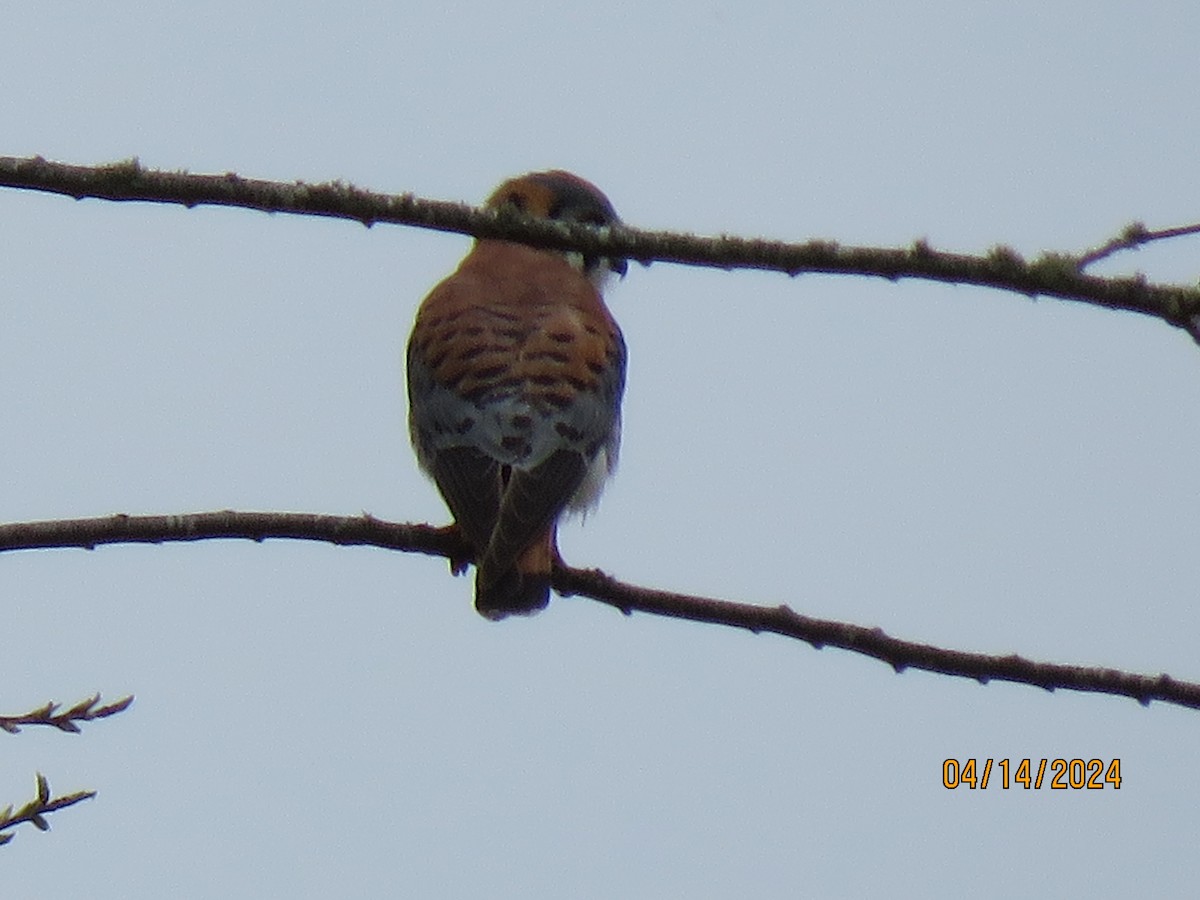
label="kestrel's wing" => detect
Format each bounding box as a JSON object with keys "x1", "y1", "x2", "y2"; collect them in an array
[
  {"x1": 424, "y1": 445, "x2": 502, "y2": 554},
  {"x1": 406, "y1": 327, "x2": 503, "y2": 556}
]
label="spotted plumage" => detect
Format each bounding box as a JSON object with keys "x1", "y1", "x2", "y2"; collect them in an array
[{"x1": 406, "y1": 171, "x2": 627, "y2": 619}]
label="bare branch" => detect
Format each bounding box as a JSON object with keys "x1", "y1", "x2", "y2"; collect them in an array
[
  {"x1": 553, "y1": 566, "x2": 1196, "y2": 709},
  {"x1": 0, "y1": 694, "x2": 133, "y2": 735},
  {"x1": 0, "y1": 510, "x2": 463, "y2": 557},
  {"x1": 0, "y1": 774, "x2": 96, "y2": 846},
  {"x1": 1, "y1": 511, "x2": 1196, "y2": 711},
  {"x1": 2, "y1": 158, "x2": 1198, "y2": 709},
  {"x1": 2, "y1": 156, "x2": 1200, "y2": 337},
  {"x1": 1077, "y1": 220, "x2": 1200, "y2": 269}
]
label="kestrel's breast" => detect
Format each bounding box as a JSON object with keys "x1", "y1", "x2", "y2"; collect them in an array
[{"x1": 407, "y1": 242, "x2": 625, "y2": 481}]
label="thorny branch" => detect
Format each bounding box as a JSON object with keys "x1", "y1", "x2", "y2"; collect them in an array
[
  {"x1": 3, "y1": 155, "x2": 1200, "y2": 339},
  {"x1": 1, "y1": 511, "x2": 1197, "y2": 712}
]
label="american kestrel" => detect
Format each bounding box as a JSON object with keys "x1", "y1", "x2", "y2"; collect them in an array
[{"x1": 406, "y1": 171, "x2": 627, "y2": 620}]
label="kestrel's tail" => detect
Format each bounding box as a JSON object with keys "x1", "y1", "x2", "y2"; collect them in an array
[
  {"x1": 474, "y1": 533, "x2": 555, "y2": 620},
  {"x1": 473, "y1": 450, "x2": 586, "y2": 620}
]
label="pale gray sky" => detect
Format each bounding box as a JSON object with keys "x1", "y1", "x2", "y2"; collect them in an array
[{"x1": 4, "y1": 2, "x2": 1199, "y2": 897}]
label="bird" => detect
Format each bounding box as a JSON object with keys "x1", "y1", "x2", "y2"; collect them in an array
[{"x1": 406, "y1": 171, "x2": 627, "y2": 620}]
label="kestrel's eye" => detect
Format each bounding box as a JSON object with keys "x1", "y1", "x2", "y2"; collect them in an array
[{"x1": 505, "y1": 192, "x2": 526, "y2": 212}]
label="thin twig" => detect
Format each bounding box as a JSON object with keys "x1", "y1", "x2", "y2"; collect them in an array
[
  {"x1": 2, "y1": 156, "x2": 1200, "y2": 335},
  {"x1": 0, "y1": 774, "x2": 96, "y2": 846},
  {"x1": 0, "y1": 694, "x2": 134, "y2": 735},
  {"x1": 0, "y1": 510, "x2": 1195, "y2": 711},
  {"x1": 1077, "y1": 221, "x2": 1200, "y2": 269}
]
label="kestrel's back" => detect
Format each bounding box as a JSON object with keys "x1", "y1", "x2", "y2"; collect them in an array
[{"x1": 406, "y1": 171, "x2": 626, "y2": 619}]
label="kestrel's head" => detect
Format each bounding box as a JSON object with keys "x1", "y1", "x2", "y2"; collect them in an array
[{"x1": 485, "y1": 170, "x2": 627, "y2": 288}]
